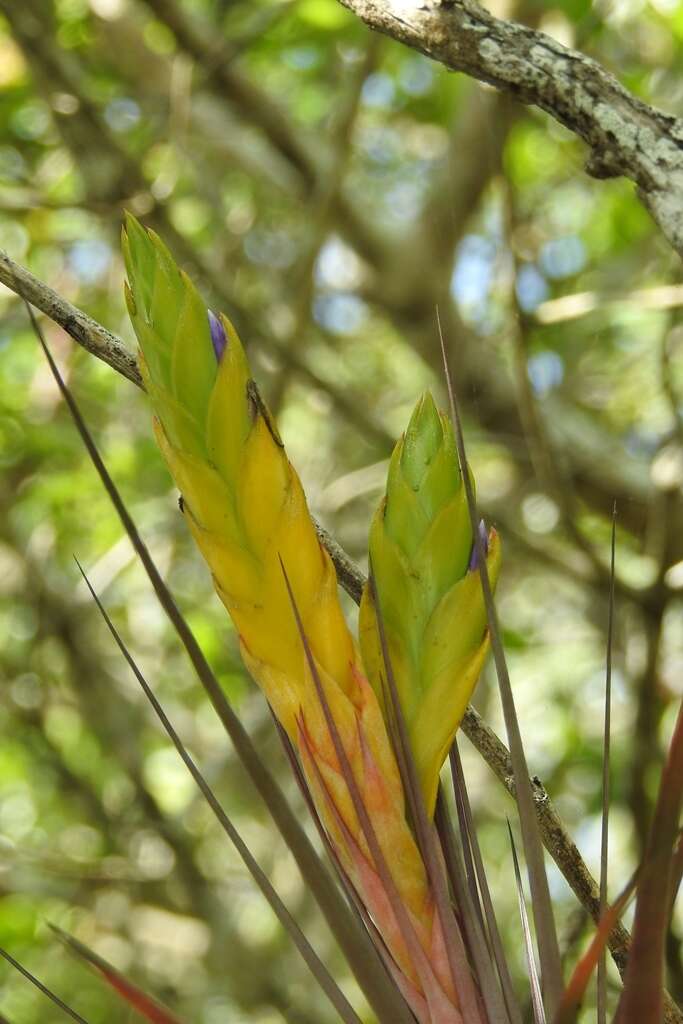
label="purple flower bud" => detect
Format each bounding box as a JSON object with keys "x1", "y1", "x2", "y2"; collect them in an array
[
  {"x1": 208, "y1": 310, "x2": 227, "y2": 362},
  {"x1": 468, "y1": 519, "x2": 489, "y2": 571}
]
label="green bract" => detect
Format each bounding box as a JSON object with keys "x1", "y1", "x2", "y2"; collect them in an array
[
  {"x1": 122, "y1": 213, "x2": 234, "y2": 459},
  {"x1": 360, "y1": 391, "x2": 501, "y2": 816}
]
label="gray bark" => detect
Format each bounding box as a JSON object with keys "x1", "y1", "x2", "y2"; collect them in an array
[{"x1": 337, "y1": 0, "x2": 683, "y2": 256}]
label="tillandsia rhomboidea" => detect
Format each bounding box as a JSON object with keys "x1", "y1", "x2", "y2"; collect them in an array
[{"x1": 122, "y1": 214, "x2": 500, "y2": 1024}]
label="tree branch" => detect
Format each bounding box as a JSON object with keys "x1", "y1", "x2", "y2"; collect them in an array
[
  {"x1": 335, "y1": 0, "x2": 683, "y2": 256},
  {"x1": 0, "y1": 248, "x2": 142, "y2": 388},
  {"x1": 7, "y1": 0, "x2": 672, "y2": 560}
]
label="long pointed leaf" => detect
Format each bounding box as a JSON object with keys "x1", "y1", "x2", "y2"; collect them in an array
[
  {"x1": 437, "y1": 310, "x2": 563, "y2": 1016},
  {"x1": 434, "y1": 788, "x2": 514, "y2": 1024},
  {"x1": 598, "y1": 506, "x2": 616, "y2": 1024},
  {"x1": 449, "y1": 745, "x2": 522, "y2": 1024},
  {"x1": 0, "y1": 947, "x2": 89, "y2": 1024},
  {"x1": 279, "y1": 557, "x2": 457, "y2": 1021},
  {"x1": 670, "y1": 832, "x2": 683, "y2": 915},
  {"x1": 269, "y1": 711, "x2": 416, "y2": 1024},
  {"x1": 615, "y1": 697, "x2": 683, "y2": 1023},
  {"x1": 76, "y1": 561, "x2": 363, "y2": 1024},
  {"x1": 507, "y1": 823, "x2": 546, "y2": 1024},
  {"x1": 449, "y1": 766, "x2": 485, "y2": 939}
]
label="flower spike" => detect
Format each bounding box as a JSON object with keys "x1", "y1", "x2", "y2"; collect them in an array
[{"x1": 360, "y1": 391, "x2": 501, "y2": 816}]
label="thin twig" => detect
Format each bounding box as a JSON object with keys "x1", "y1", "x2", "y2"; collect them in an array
[
  {"x1": 0, "y1": 248, "x2": 143, "y2": 387},
  {"x1": 335, "y1": 0, "x2": 683, "y2": 256}
]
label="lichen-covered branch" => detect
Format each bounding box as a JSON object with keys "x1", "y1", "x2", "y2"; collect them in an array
[
  {"x1": 335, "y1": 0, "x2": 683, "y2": 256},
  {"x1": 5, "y1": 0, "x2": 671, "y2": 560}
]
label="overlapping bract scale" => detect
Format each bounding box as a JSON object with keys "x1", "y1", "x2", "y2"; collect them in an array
[{"x1": 360, "y1": 391, "x2": 501, "y2": 816}]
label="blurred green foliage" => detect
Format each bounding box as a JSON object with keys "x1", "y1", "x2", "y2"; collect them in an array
[{"x1": 0, "y1": 0, "x2": 682, "y2": 1021}]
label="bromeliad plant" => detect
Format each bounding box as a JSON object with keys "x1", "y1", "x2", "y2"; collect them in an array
[
  {"x1": 5, "y1": 219, "x2": 682, "y2": 1024},
  {"x1": 121, "y1": 214, "x2": 500, "y2": 1024}
]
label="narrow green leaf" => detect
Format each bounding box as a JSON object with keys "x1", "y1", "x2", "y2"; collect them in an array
[
  {"x1": 449, "y1": 745, "x2": 523, "y2": 1024},
  {"x1": 0, "y1": 947, "x2": 89, "y2": 1024},
  {"x1": 434, "y1": 787, "x2": 514, "y2": 1024}
]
